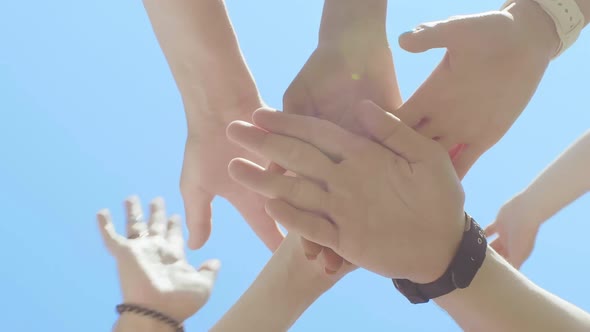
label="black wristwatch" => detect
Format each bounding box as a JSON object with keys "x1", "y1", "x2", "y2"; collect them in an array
[{"x1": 392, "y1": 213, "x2": 487, "y2": 304}]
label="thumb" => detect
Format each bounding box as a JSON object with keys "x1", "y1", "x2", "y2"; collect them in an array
[
  {"x1": 198, "y1": 259, "x2": 222, "y2": 285},
  {"x1": 97, "y1": 209, "x2": 125, "y2": 255},
  {"x1": 182, "y1": 187, "x2": 214, "y2": 250},
  {"x1": 355, "y1": 100, "x2": 435, "y2": 162},
  {"x1": 399, "y1": 18, "x2": 466, "y2": 53}
]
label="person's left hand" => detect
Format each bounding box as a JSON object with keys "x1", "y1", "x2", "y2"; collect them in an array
[
  {"x1": 225, "y1": 103, "x2": 466, "y2": 283},
  {"x1": 97, "y1": 196, "x2": 220, "y2": 322},
  {"x1": 395, "y1": 2, "x2": 559, "y2": 178},
  {"x1": 484, "y1": 199, "x2": 541, "y2": 269}
]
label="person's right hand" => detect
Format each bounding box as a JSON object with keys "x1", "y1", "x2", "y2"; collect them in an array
[
  {"x1": 227, "y1": 102, "x2": 466, "y2": 282},
  {"x1": 394, "y1": 2, "x2": 559, "y2": 179},
  {"x1": 484, "y1": 199, "x2": 541, "y2": 269},
  {"x1": 98, "y1": 196, "x2": 220, "y2": 322},
  {"x1": 181, "y1": 99, "x2": 285, "y2": 250}
]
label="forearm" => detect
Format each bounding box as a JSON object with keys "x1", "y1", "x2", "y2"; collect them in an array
[
  {"x1": 113, "y1": 315, "x2": 174, "y2": 332},
  {"x1": 142, "y1": 0, "x2": 261, "y2": 127},
  {"x1": 509, "y1": 130, "x2": 590, "y2": 225},
  {"x1": 436, "y1": 249, "x2": 590, "y2": 331},
  {"x1": 211, "y1": 235, "x2": 336, "y2": 331},
  {"x1": 319, "y1": 0, "x2": 388, "y2": 43}
]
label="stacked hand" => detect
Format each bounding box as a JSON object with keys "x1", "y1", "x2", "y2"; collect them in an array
[
  {"x1": 226, "y1": 102, "x2": 465, "y2": 282},
  {"x1": 281, "y1": 21, "x2": 403, "y2": 273},
  {"x1": 98, "y1": 196, "x2": 220, "y2": 322}
]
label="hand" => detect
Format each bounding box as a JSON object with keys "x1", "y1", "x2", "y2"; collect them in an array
[
  {"x1": 283, "y1": 39, "x2": 400, "y2": 134},
  {"x1": 226, "y1": 102, "x2": 465, "y2": 283},
  {"x1": 97, "y1": 196, "x2": 220, "y2": 322},
  {"x1": 181, "y1": 98, "x2": 284, "y2": 250},
  {"x1": 395, "y1": 1, "x2": 559, "y2": 178},
  {"x1": 484, "y1": 198, "x2": 541, "y2": 269},
  {"x1": 282, "y1": 26, "x2": 401, "y2": 271}
]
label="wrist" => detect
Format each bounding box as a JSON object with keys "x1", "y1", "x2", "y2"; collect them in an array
[
  {"x1": 505, "y1": 0, "x2": 561, "y2": 61},
  {"x1": 114, "y1": 314, "x2": 176, "y2": 332},
  {"x1": 412, "y1": 214, "x2": 465, "y2": 284},
  {"x1": 319, "y1": 0, "x2": 388, "y2": 44},
  {"x1": 507, "y1": 191, "x2": 545, "y2": 227},
  {"x1": 184, "y1": 89, "x2": 264, "y2": 135}
]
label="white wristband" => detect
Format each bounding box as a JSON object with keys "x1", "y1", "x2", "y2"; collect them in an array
[{"x1": 502, "y1": 0, "x2": 586, "y2": 58}]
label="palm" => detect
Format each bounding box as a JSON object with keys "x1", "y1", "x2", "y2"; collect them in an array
[
  {"x1": 397, "y1": 12, "x2": 550, "y2": 179},
  {"x1": 283, "y1": 42, "x2": 401, "y2": 134},
  {"x1": 116, "y1": 236, "x2": 212, "y2": 321},
  {"x1": 181, "y1": 109, "x2": 284, "y2": 251},
  {"x1": 97, "y1": 197, "x2": 221, "y2": 322}
]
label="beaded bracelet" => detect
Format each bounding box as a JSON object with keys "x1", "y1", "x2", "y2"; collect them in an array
[{"x1": 116, "y1": 303, "x2": 185, "y2": 332}]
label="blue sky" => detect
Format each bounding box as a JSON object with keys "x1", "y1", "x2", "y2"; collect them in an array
[{"x1": 1, "y1": 1, "x2": 589, "y2": 331}]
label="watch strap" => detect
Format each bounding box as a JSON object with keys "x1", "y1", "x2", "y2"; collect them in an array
[
  {"x1": 392, "y1": 213, "x2": 487, "y2": 304},
  {"x1": 502, "y1": 0, "x2": 585, "y2": 58}
]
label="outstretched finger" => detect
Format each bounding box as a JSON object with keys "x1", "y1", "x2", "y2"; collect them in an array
[
  {"x1": 148, "y1": 197, "x2": 168, "y2": 237},
  {"x1": 167, "y1": 214, "x2": 185, "y2": 254},
  {"x1": 97, "y1": 209, "x2": 126, "y2": 255},
  {"x1": 125, "y1": 196, "x2": 148, "y2": 239}
]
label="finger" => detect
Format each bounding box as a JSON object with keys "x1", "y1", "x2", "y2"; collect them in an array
[
  {"x1": 301, "y1": 237, "x2": 323, "y2": 260},
  {"x1": 232, "y1": 192, "x2": 284, "y2": 251},
  {"x1": 399, "y1": 18, "x2": 467, "y2": 53},
  {"x1": 181, "y1": 186, "x2": 213, "y2": 250},
  {"x1": 97, "y1": 209, "x2": 126, "y2": 254},
  {"x1": 253, "y1": 108, "x2": 361, "y2": 162},
  {"x1": 356, "y1": 100, "x2": 437, "y2": 162},
  {"x1": 484, "y1": 222, "x2": 498, "y2": 237},
  {"x1": 148, "y1": 197, "x2": 168, "y2": 237},
  {"x1": 451, "y1": 144, "x2": 484, "y2": 180},
  {"x1": 322, "y1": 247, "x2": 344, "y2": 275},
  {"x1": 490, "y1": 238, "x2": 508, "y2": 260},
  {"x1": 125, "y1": 195, "x2": 148, "y2": 239},
  {"x1": 197, "y1": 259, "x2": 222, "y2": 286},
  {"x1": 226, "y1": 121, "x2": 335, "y2": 183},
  {"x1": 166, "y1": 214, "x2": 185, "y2": 254},
  {"x1": 265, "y1": 199, "x2": 337, "y2": 249},
  {"x1": 228, "y1": 158, "x2": 330, "y2": 214}
]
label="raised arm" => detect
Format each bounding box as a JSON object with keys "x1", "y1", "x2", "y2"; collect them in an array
[
  {"x1": 435, "y1": 249, "x2": 590, "y2": 331},
  {"x1": 485, "y1": 130, "x2": 590, "y2": 268},
  {"x1": 142, "y1": 0, "x2": 284, "y2": 250},
  {"x1": 211, "y1": 234, "x2": 354, "y2": 331},
  {"x1": 142, "y1": 0, "x2": 260, "y2": 122}
]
